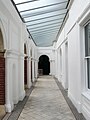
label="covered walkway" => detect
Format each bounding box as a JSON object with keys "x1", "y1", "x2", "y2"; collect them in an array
[
  {"x1": 0, "y1": 0, "x2": 90, "y2": 119},
  {"x1": 18, "y1": 76, "x2": 75, "y2": 120}
]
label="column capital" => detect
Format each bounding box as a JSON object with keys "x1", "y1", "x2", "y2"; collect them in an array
[{"x1": 49, "y1": 60, "x2": 55, "y2": 62}]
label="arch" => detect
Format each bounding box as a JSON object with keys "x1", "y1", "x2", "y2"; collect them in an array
[
  {"x1": 0, "y1": 19, "x2": 7, "y2": 49},
  {"x1": 38, "y1": 55, "x2": 50, "y2": 75},
  {"x1": 0, "y1": 20, "x2": 6, "y2": 117},
  {"x1": 0, "y1": 28, "x2": 5, "y2": 106},
  {"x1": 0, "y1": 29, "x2": 4, "y2": 51},
  {"x1": 38, "y1": 53, "x2": 51, "y2": 61},
  {"x1": 0, "y1": 29, "x2": 4, "y2": 56}
]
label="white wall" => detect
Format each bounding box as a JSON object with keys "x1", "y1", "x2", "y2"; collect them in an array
[
  {"x1": 55, "y1": 0, "x2": 90, "y2": 119},
  {"x1": 0, "y1": 0, "x2": 37, "y2": 112}
]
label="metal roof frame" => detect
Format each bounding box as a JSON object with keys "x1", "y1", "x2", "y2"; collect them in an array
[
  {"x1": 27, "y1": 22, "x2": 62, "y2": 28},
  {"x1": 28, "y1": 25, "x2": 61, "y2": 32},
  {"x1": 31, "y1": 28, "x2": 59, "y2": 35},
  {"x1": 22, "y1": 8, "x2": 67, "y2": 18},
  {"x1": 12, "y1": 0, "x2": 70, "y2": 47},
  {"x1": 25, "y1": 13, "x2": 65, "y2": 23},
  {"x1": 20, "y1": 1, "x2": 68, "y2": 13},
  {"x1": 26, "y1": 18, "x2": 63, "y2": 27},
  {"x1": 32, "y1": 32, "x2": 58, "y2": 37},
  {"x1": 29, "y1": 26, "x2": 60, "y2": 33},
  {"x1": 16, "y1": 0, "x2": 39, "y2": 5}
]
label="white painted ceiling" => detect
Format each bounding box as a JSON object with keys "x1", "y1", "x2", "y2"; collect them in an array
[{"x1": 12, "y1": 0, "x2": 69, "y2": 47}]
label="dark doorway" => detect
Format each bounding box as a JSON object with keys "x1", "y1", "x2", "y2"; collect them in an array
[
  {"x1": 38, "y1": 55, "x2": 50, "y2": 75},
  {"x1": 0, "y1": 29, "x2": 5, "y2": 105},
  {"x1": 24, "y1": 44, "x2": 27, "y2": 86}
]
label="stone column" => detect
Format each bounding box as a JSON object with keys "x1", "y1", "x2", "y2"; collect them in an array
[
  {"x1": 5, "y1": 51, "x2": 14, "y2": 112},
  {"x1": 19, "y1": 55, "x2": 25, "y2": 101},
  {"x1": 57, "y1": 49, "x2": 61, "y2": 81},
  {"x1": 36, "y1": 60, "x2": 38, "y2": 78},
  {"x1": 55, "y1": 50, "x2": 58, "y2": 78},
  {"x1": 32, "y1": 58, "x2": 35, "y2": 82},
  {"x1": 27, "y1": 57, "x2": 32, "y2": 88},
  {"x1": 51, "y1": 60, "x2": 55, "y2": 76},
  {"x1": 49, "y1": 60, "x2": 52, "y2": 75}
]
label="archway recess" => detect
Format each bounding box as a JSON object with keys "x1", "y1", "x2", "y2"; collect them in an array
[
  {"x1": 38, "y1": 55, "x2": 50, "y2": 75},
  {"x1": 0, "y1": 29, "x2": 5, "y2": 105},
  {"x1": 24, "y1": 44, "x2": 27, "y2": 87}
]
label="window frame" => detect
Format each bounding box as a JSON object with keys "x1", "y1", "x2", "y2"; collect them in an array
[{"x1": 84, "y1": 21, "x2": 90, "y2": 91}]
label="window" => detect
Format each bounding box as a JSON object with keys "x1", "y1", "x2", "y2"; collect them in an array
[{"x1": 85, "y1": 22, "x2": 90, "y2": 89}]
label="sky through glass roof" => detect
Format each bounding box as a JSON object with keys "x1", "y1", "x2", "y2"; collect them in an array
[{"x1": 12, "y1": 0, "x2": 70, "y2": 47}]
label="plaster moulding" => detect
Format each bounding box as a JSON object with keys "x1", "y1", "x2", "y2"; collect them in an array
[
  {"x1": 4, "y1": 49, "x2": 25, "y2": 58},
  {"x1": 77, "y1": 3, "x2": 90, "y2": 25}
]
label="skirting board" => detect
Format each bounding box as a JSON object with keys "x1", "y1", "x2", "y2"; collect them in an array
[{"x1": 68, "y1": 92, "x2": 81, "y2": 113}]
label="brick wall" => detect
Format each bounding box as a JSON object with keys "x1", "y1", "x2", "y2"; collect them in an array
[{"x1": 0, "y1": 57, "x2": 5, "y2": 105}]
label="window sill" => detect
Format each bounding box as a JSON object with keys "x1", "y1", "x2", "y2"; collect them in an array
[{"x1": 82, "y1": 91, "x2": 90, "y2": 101}]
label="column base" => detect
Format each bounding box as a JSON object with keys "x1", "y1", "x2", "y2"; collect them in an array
[
  {"x1": 19, "y1": 90, "x2": 25, "y2": 101},
  {"x1": 27, "y1": 82, "x2": 32, "y2": 89},
  {"x1": 49, "y1": 73, "x2": 52, "y2": 75},
  {"x1": 5, "y1": 103, "x2": 14, "y2": 113}
]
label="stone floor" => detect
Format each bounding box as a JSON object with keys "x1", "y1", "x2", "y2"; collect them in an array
[
  {"x1": 18, "y1": 76, "x2": 76, "y2": 120},
  {"x1": 0, "y1": 105, "x2": 6, "y2": 120}
]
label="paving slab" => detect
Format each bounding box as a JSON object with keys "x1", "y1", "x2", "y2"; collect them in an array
[
  {"x1": 18, "y1": 76, "x2": 76, "y2": 120},
  {"x1": 0, "y1": 105, "x2": 6, "y2": 120}
]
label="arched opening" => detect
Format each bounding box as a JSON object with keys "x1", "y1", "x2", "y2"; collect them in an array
[
  {"x1": 24, "y1": 44, "x2": 27, "y2": 88},
  {"x1": 38, "y1": 55, "x2": 50, "y2": 75},
  {"x1": 0, "y1": 29, "x2": 5, "y2": 118}
]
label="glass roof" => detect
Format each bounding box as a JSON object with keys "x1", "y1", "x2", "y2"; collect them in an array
[{"x1": 12, "y1": 0, "x2": 69, "y2": 47}]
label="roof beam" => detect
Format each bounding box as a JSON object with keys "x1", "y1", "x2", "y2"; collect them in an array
[
  {"x1": 26, "y1": 18, "x2": 63, "y2": 27},
  {"x1": 25, "y1": 13, "x2": 65, "y2": 23},
  {"x1": 32, "y1": 31, "x2": 58, "y2": 35},
  {"x1": 30, "y1": 28, "x2": 59, "y2": 34},
  {"x1": 16, "y1": 0, "x2": 39, "y2": 5},
  {"x1": 27, "y1": 21, "x2": 62, "y2": 28},
  {"x1": 32, "y1": 32, "x2": 58, "y2": 37},
  {"x1": 31, "y1": 32, "x2": 58, "y2": 38},
  {"x1": 29, "y1": 27, "x2": 59, "y2": 33},
  {"x1": 20, "y1": 1, "x2": 67, "y2": 13},
  {"x1": 22, "y1": 8, "x2": 67, "y2": 18},
  {"x1": 37, "y1": 42, "x2": 53, "y2": 46},
  {"x1": 28, "y1": 24, "x2": 60, "y2": 31},
  {"x1": 27, "y1": 29, "x2": 37, "y2": 46}
]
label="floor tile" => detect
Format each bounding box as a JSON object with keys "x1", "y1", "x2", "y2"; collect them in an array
[{"x1": 18, "y1": 76, "x2": 76, "y2": 120}]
